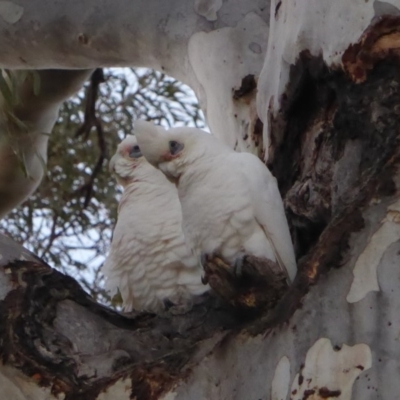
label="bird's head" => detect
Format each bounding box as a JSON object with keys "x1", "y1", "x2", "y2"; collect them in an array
[
  {"x1": 134, "y1": 119, "x2": 226, "y2": 180},
  {"x1": 109, "y1": 135, "x2": 155, "y2": 187}
]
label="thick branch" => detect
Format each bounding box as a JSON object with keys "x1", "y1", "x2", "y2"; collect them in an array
[
  {"x1": 0, "y1": 1, "x2": 267, "y2": 76},
  {"x1": 0, "y1": 236, "x2": 259, "y2": 399},
  {"x1": 0, "y1": 69, "x2": 93, "y2": 219},
  {"x1": 0, "y1": 0, "x2": 270, "y2": 154}
]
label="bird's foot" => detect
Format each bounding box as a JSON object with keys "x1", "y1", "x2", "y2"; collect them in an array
[
  {"x1": 200, "y1": 252, "x2": 210, "y2": 284},
  {"x1": 200, "y1": 252, "x2": 208, "y2": 269}
]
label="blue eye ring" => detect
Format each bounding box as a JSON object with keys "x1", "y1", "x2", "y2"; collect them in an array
[
  {"x1": 169, "y1": 140, "x2": 184, "y2": 155},
  {"x1": 129, "y1": 144, "x2": 142, "y2": 159}
]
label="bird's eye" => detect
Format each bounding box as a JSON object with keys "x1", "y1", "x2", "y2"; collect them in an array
[
  {"x1": 169, "y1": 140, "x2": 184, "y2": 155},
  {"x1": 129, "y1": 145, "x2": 142, "y2": 159}
]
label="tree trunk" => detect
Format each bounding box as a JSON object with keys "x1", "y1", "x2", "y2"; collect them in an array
[{"x1": 2, "y1": 1, "x2": 400, "y2": 399}]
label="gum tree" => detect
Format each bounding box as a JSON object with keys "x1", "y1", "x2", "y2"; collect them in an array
[{"x1": 0, "y1": 0, "x2": 400, "y2": 399}]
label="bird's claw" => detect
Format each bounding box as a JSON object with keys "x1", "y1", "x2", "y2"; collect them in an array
[
  {"x1": 233, "y1": 254, "x2": 246, "y2": 278},
  {"x1": 200, "y1": 252, "x2": 208, "y2": 269},
  {"x1": 200, "y1": 252, "x2": 209, "y2": 284}
]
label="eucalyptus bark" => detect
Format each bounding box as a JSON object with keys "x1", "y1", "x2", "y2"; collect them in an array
[
  {"x1": 0, "y1": 0, "x2": 269, "y2": 154},
  {"x1": 1, "y1": 1, "x2": 400, "y2": 400},
  {"x1": 0, "y1": 69, "x2": 93, "y2": 218}
]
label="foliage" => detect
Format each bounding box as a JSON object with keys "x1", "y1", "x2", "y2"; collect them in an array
[{"x1": 0, "y1": 68, "x2": 205, "y2": 304}]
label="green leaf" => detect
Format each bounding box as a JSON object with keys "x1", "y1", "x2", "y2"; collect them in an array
[{"x1": 111, "y1": 289, "x2": 123, "y2": 307}]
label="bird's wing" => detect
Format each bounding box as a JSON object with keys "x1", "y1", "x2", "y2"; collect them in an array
[{"x1": 234, "y1": 153, "x2": 297, "y2": 281}]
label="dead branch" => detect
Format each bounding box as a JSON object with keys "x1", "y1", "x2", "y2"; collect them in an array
[{"x1": 75, "y1": 68, "x2": 107, "y2": 208}]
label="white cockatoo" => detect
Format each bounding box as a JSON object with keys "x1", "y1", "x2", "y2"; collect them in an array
[
  {"x1": 134, "y1": 120, "x2": 297, "y2": 283},
  {"x1": 102, "y1": 135, "x2": 208, "y2": 313}
]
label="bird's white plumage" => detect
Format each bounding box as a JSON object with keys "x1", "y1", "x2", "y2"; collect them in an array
[
  {"x1": 134, "y1": 120, "x2": 297, "y2": 282},
  {"x1": 102, "y1": 135, "x2": 207, "y2": 313}
]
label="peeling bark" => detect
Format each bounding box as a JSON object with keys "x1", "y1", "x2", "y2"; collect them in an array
[
  {"x1": 257, "y1": 0, "x2": 400, "y2": 161},
  {"x1": 0, "y1": 248, "x2": 240, "y2": 399}
]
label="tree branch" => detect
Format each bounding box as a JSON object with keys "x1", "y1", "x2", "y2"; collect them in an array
[
  {"x1": 0, "y1": 0, "x2": 270, "y2": 154},
  {"x1": 0, "y1": 244, "x2": 246, "y2": 398},
  {"x1": 75, "y1": 69, "x2": 107, "y2": 208},
  {"x1": 0, "y1": 69, "x2": 93, "y2": 219}
]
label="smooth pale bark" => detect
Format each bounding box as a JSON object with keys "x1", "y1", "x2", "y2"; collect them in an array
[
  {"x1": 0, "y1": 0, "x2": 270, "y2": 153},
  {"x1": 0, "y1": 69, "x2": 93, "y2": 219}
]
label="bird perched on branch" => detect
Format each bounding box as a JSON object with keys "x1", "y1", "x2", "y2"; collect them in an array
[
  {"x1": 134, "y1": 120, "x2": 297, "y2": 283},
  {"x1": 102, "y1": 135, "x2": 208, "y2": 313}
]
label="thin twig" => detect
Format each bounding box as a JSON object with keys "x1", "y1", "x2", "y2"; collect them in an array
[{"x1": 75, "y1": 69, "x2": 108, "y2": 208}]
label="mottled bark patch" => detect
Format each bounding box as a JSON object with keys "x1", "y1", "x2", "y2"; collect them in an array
[
  {"x1": 270, "y1": 54, "x2": 400, "y2": 260},
  {"x1": 0, "y1": 259, "x2": 240, "y2": 399}
]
